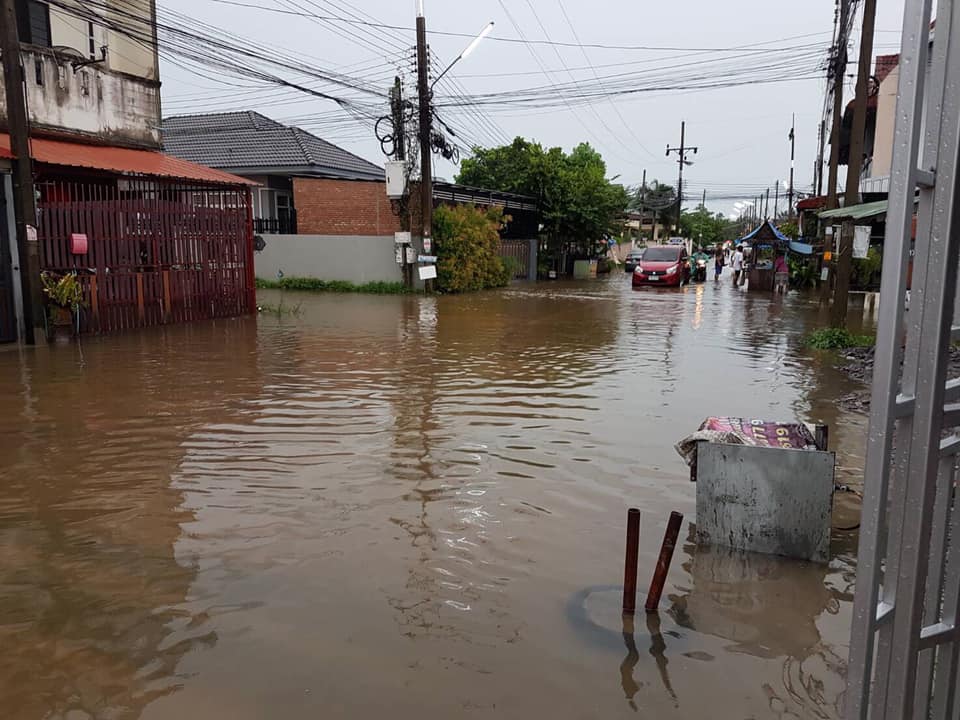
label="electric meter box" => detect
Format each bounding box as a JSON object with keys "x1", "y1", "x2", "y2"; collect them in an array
[{"x1": 385, "y1": 162, "x2": 406, "y2": 198}]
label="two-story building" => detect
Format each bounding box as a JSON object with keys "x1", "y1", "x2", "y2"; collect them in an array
[{"x1": 1, "y1": 0, "x2": 255, "y2": 343}]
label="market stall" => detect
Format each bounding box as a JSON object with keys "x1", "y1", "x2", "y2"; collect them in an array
[{"x1": 735, "y1": 220, "x2": 790, "y2": 292}]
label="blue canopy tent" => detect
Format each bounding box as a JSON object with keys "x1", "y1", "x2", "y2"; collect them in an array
[
  {"x1": 735, "y1": 221, "x2": 791, "y2": 291},
  {"x1": 735, "y1": 220, "x2": 790, "y2": 249}
]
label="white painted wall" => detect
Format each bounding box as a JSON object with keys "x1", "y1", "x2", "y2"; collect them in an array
[
  {"x1": 255, "y1": 235, "x2": 404, "y2": 285},
  {"x1": 49, "y1": 0, "x2": 159, "y2": 81},
  {"x1": 0, "y1": 46, "x2": 161, "y2": 148},
  {"x1": 871, "y1": 64, "x2": 899, "y2": 180}
]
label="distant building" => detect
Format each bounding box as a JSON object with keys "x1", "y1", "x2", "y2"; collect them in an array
[
  {"x1": 162, "y1": 112, "x2": 396, "y2": 236},
  {"x1": 0, "y1": 0, "x2": 256, "y2": 343}
]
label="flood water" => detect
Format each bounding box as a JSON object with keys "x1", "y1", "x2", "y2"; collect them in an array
[{"x1": 0, "y1": 274, "x2": 874, "y2": 719}]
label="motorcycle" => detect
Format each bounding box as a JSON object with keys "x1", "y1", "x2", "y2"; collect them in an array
[{"x1": 691, "y1": 253, "x2": 709, "y2": 282}]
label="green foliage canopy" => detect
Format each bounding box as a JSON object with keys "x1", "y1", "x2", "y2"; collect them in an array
[{"x1": 456, "y1": 138, "x2": 630, "y2": 246}]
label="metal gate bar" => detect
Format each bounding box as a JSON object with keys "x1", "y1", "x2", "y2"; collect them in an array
[{"x1": 847, "y1": 0, "x2": 960, "y2": 717}]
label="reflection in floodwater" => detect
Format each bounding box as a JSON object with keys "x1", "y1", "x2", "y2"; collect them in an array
[
  {"x1": 0, "y1": 278, "x2": 870, "y2": 718},
  {"x1": 669, "y1": 526, "x2": 849, "y2": 718}
]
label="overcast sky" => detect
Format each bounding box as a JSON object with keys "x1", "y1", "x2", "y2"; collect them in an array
[{"x1": 159, "y1": 0, "x2": 908, "y2": 216}]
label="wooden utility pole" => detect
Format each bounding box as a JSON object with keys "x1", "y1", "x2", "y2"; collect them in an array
[
  {"x1": 0, "y1": 0, "x2": 39, "y2": 343},
  {"x1": 390, "y1": 75, "x2": 413, "y2": 289},
  {"x1": 832, "y1": 0, "x2": 877, "y2": 327},
  {"x1": 826, "y1": 0, "x2": 852, "y2": 211},
  {"x1": 415, "y1": 2, "x2": 432, "y2": 267}
]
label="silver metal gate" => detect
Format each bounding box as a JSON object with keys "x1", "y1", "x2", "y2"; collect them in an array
[
  {"x1": 847, "y1": 0, "x2": 960, "y2": 717},
  {"x1": 0, "y1": 177, "x2": 16, "y2": 343}
]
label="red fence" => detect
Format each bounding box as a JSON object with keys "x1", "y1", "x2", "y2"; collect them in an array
[
  {"x1": 36, "y1": 177, "x2": 254, "y2": 334},
  {"x1": 500, "y1": 238, "x2": 532, "y2": 279}
]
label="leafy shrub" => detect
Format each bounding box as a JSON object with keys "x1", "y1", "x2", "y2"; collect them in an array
[
  {"x1": 255, "y1": 277, "x2": 408, "y2": 294},
  {"x1": 788, "y1": 257, "x2": 818, "y2": 289},
  {"x1": 852, "y1": 246, "x2": 883, "y2": 289},
  {"x1": 41, "y1": 271, "x2": 85, "y2": 309},
  {"x1": 806, "y1": 327, "x2": 874, "y2": 350},
  {"x1": 433, "y1": 203, "x2": 511, "y2": 293},
  {"x1": 502, "y1": 256, "x2": 520, "y2": 280}
]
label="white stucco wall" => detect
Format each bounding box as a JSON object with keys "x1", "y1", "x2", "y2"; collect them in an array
[
  {"x1": 871, "y1": 65, "x2": 899, "y2": 180},
  {"x1": 255, "y1": 235, "x2": 404, "y2": 285},
  {"x1": 0, "y1": 46, "x2": 161, "y2": 148},
  {"x1": 49, "y1": 0, "x2": 159, "y2": 81}
]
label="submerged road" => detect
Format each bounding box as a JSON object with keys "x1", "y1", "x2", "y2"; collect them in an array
[{"x1": 0, "y1": 273, "x2": 874, "y2": 719}]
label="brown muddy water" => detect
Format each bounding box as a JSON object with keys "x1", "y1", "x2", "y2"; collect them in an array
[{"x1": 0, "y1": 276, "x2": 876, "y2": 719}]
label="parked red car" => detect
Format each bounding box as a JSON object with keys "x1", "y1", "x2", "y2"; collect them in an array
[{"x1": 632, "y1": 245, "x2": 691, "y2": 288}]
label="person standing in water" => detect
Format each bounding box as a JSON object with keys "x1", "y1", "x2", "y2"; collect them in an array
[
  {"x1": 731, "y1": 245, "x2": 745, "y2": 287},
  {"x1": 714, "y1": 248, "x2": 725, "y2": 280},
  {"x1": 774, "y1": 252, "x2": 790, "y2": 294}
]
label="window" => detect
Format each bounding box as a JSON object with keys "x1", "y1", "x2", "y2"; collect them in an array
[{"x1": 15, "y1": 0, "x2": 51, "y2": 47}]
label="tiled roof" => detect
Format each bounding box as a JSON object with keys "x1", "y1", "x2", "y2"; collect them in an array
[
  {"x1": 0, "y1": 132, "x2": 254, "y2": 186},
  {"x1": 162, "y1": 111, "x2": 384, "y2": 181},
  {"x1": 875, "y1": 54, "x2": 900, "y2": 84}
]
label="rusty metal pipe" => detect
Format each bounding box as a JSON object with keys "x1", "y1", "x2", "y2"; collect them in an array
[
  {"x1": 645, "y1": 511, "x2": 684, "y2": 613},
  {"x1": 622, "y1": 508, "x2": 641, "y2": 615}
]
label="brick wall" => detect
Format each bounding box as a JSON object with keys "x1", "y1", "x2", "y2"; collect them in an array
[{"x1": 293, "y1": 178, "x2": 400, "y2": 236}]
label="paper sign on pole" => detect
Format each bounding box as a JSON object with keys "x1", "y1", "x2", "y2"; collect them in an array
[
  {"x1": 853, "y1": 225, "x2": 871, "y2": 259},
  {"x1": 394, "y1": 231, "x2": 411, "y2": 245},
  {"x1": 418, "y1": 265, "x2": 437, "y2": 280}
]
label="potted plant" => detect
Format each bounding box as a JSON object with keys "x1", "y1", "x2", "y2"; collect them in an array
[{"x1": 41, "y1": 272, "x2": 84, "y2": 341}]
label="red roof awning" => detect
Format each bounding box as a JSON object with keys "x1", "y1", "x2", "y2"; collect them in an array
[
  {"x1": 797, "y1": 196, "x2": 828, "y2": 211},
  {"x1": 0, "y1": 133, "x2": 254, "y2": 186}
]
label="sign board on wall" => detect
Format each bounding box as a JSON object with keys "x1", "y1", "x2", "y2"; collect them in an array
[
  {"x1": 853, "y1": 225, "x2": 871, "y2": 259},
  {"x1": 418, "y1": 265, "x2": 437, "y2": 280}
]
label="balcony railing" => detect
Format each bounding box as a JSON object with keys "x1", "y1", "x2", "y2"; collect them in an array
[{"x1": 253, "y1": 212, "x2": 297, "y2": 235}]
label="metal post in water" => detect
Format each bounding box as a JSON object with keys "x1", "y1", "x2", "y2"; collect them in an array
[
  {"x1": 622, "y1": 508, "x2": 641, "y2": 615},
  {"x1": 645, "y1": 511, "x2": 683, "y2": 613}
]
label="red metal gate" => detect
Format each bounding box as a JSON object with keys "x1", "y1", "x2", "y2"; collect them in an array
[
  {"x1": 36, "y1": 177, "x2": 254, "y2": 334},
  {"x1": 500, "y1": 239, "x2": 531, "y2": 279}
]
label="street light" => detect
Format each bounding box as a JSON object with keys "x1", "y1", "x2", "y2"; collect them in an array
[{"x1": 432, "y1": 21, "x2": 495, "y2": 89}]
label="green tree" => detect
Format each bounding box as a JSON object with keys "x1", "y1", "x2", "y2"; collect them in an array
[
  {"x1": 457, "y1": 137, "x2": 629, "y2": 258},
  {"x1": 678, "y1": 206, "x2": 737, "y2": 248},
  {"x1": 629, "y1": 180, "x2": 677, "y2": 237}
]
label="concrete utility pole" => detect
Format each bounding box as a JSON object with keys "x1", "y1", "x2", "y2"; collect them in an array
[
  {"x1": 638, "y1": 168, "x2": 646, "y2": 242},
  {"x1": 774, "y1": 182, "x2": 780, "y2": 220},
  {"x1": 825, "y1": 0, "x2": 852, "y2": 210},
  {"x1": 764, "y1": 188, "x2": 770, "y2": 220},
  {"x1": 816, "y1": 119, "x2": 826, "y2": 196},
  {"x1": 415, "y1": 1, "x2": 432, "y2": 262},
  {"x1": 788, "y1": 115, "x2": 796, "y2": 219},
  {"x1": 666, "y1": 121, "x2": 697, "y2": 234},
  {"x1": 831, "y1": 0, "x2": 877, "y2": 327},
  {"x1": 0, "y1": 0, "x2": 39, "y2": 343}
]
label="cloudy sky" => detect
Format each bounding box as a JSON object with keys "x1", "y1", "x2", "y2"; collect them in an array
[{"x1": 158, "y1": 0, "x2": 907, "y2": 216}]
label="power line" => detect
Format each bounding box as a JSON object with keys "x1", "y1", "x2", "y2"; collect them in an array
[{"x1": 205, "y1": 2, "x2": 835, "y2": 54}]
